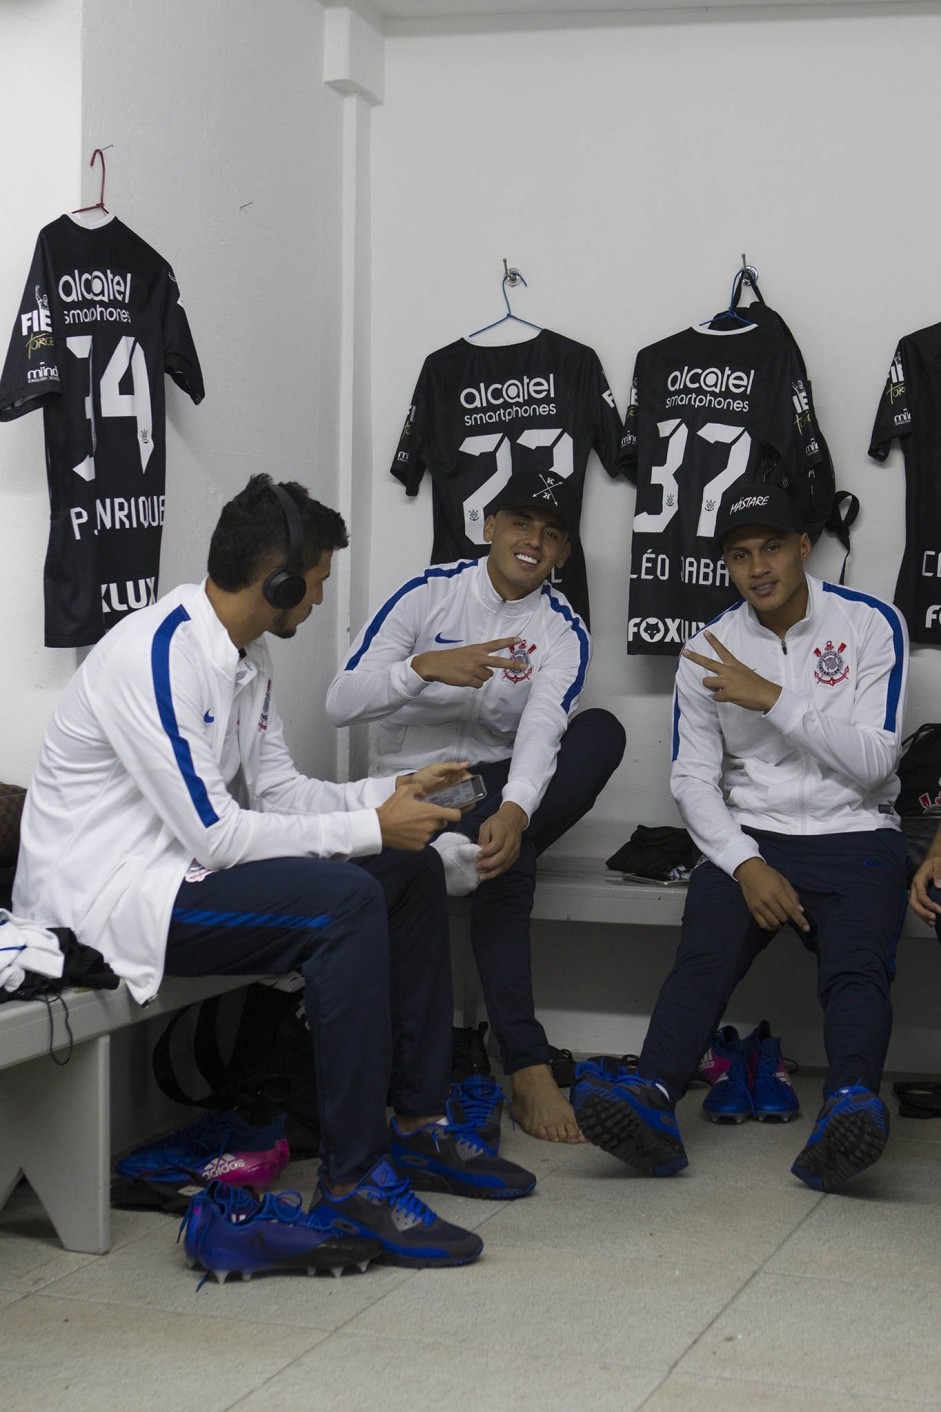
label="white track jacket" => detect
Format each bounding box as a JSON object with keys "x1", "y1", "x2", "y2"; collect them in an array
[
  {"x1": 326, "y1": 558, "x2": 590, "y2": 822},
  {"x1": 672, "y1": 574, "x2": 909, "y2": 878},
  {"x1": 14, "y1": 583, "x2": 395, "y2": 1003}
]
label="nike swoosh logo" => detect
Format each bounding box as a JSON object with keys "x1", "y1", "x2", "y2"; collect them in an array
[
  {"x1": 203, "y1": 710, "x2": 215, "y2": 724},
  {"x1": 434, "y1": 633, "x2": 463, "y2": 645}
]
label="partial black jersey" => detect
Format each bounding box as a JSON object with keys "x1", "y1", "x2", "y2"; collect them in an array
[
  {"x1": 621, "y1": 317, "x2": 826, "y2": 655},
  {"x1": 0, "y1": 213, "x2": 204, "y2": 647},
  {"x1": 869, "y1": 324, "x2": 941, "y2": 646},
  {"x1": 390, "y1": 329, "x2": 624, "y2": 623}
]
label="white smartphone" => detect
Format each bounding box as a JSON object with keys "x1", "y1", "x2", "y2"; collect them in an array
[{"x1": 423, "y1": 774, "x2": 488, "y2": 810}]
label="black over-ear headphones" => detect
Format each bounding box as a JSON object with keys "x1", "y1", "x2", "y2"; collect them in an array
[{"x1": 262, "y1": 483, "x2": 308, "y2": 610}]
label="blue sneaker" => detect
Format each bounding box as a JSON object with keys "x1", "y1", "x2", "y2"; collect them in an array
[
  {"x1": 117, "y1": 1109, "x2": 289, "y2": 1191},
  {"x1": 448, "y1": 1074, "x2": 505, "y2": 1151},
  {"x1": 312, "y1": 1157, "x2": 484, "y2": 1267},
  {"x1": 702, "y1": 1040, "x2": 754, "y2": 1123},
  {"x1": 389, "y1": 1100, "x2": 535, "y2": 1200},
  {"x1": 751, "y1": 1021, "x2": 800, "y2": 1122},
  {"x1": 179, "y1": 1180, "x2": 381, "y2": 1284},
  {"x1": 791, "y1": 1086, "x2": 889, "y2": 1192},
  {"x1": 571, "y1": 1061, "x2": 688, "y2": 1176}
]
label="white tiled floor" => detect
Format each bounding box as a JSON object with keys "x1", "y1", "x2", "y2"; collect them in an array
[{"x1": 2, "y1": 1072, "x2": 941, "y2": 1411}]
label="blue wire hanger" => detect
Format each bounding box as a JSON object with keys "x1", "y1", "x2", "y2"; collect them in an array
[
  {"x1": 468, "y1": 260, "x2": 543, "y2": 338},
  {"x1": 700, "y1": 255, "x2": 760, "y2": 328}
]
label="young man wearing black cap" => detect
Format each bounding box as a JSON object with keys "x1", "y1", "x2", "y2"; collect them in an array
[
  {"x1": 327, "y1": 470, "x2": 625, "y2": 1143},
  {"x1": 573, "y1": 484, "x2": 910, "y2": 1192}
]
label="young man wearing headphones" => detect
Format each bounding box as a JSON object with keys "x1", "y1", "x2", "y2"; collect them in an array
[
  {"x1": 326, "y1": 469, "x2": 626, "y2": 1144},
  {"x1": 14, "y1": 474, "x2": 537, "y2": 1277}
]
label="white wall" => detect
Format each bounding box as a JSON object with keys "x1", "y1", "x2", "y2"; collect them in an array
[
  {"x1": 0, "y1": 0, "x2": 84, "y2": 787},
  {"x1": 368, "y1": 6, "x2": 941, "y2": 1067},
  {"x1": 1, "y1": 0, "x2": 349, "y2": 788},
  {"x1": 80, "y1": 0, "x2": 349, "y2": 780}
]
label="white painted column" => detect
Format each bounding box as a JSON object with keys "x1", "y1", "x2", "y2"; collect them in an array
[{"x1": 324, "y1": 5, "x2": 385, "y2": 781}]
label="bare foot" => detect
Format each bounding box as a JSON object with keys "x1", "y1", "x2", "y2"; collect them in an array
[{"x1": 511, "y1": 1064, "x2": 586, "y2": 1143}]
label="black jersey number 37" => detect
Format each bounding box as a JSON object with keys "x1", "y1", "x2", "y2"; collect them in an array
[{"x1": 635, "y1": 419, "x2": 752, "y2": 539}]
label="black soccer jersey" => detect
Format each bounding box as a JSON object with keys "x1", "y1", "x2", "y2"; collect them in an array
[
  {"x1": 389, "y1": 329, "x2": 624, "y2": 623},
  {"x1": 621, "y1": 317, "x2": 826, "y2": 655},
  {"x1": 869, "y1": 324, "x2": 941, "y2": 646},
  {"x1": 0, "y1": 213, "x2": 204, "y2": 647}
]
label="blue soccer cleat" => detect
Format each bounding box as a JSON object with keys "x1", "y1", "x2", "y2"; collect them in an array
[
  {"x1": 751, "y1": 1020, "x2": 800, "y2": 1122},
  {"x1": 179, "y1": 1180, "x2": 381, "y2": 1284},
  {"x1": 702, "y1": 1039, "x2": 754, "y2": 1123},
  {"x1": 791, "y1": 1086, "x2": 889, "y2": 1192},
  {"x1": 697, "y1": 1024, "x2": 741, "y2": 1086},
  {"x1": 117, "y1": 1108, "x2": 289, "y2": 1191},
  {"x1": 312, "y1": 1157, "x2": 484, "y2": 1267},
  {"x1": 571, "y1": 1060, "x2": 688, "y2": 1176}
]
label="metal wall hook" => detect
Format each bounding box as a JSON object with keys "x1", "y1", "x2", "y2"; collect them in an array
[{"x1": 503, "y1": 258, "x2": 526, "y2": 288}]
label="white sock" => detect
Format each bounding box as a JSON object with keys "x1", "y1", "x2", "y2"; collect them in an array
[{"x1": 430, "y1": 831, "x2": 481, "y2": 897}]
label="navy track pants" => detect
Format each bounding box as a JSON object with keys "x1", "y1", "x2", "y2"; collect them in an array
[
  {"x1": 454, "y1": 707, "x2": 626, "y2": 1073},
  {"x1": 638, "y1": 828, "x2": 908, "y2": 1101},
  {"x1": 164, "y1": 847, "x2": 452, "y2": 1184}
]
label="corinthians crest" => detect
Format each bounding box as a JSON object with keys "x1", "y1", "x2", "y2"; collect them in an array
[
  {"x1": 813, "y1": 640, "x2": 849, "y2": 686},
  {"x1": 503, "y1": 639, "x2": 537, "y2": 684}
]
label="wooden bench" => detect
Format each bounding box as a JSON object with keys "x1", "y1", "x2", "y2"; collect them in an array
[
  {"x1": 0, "y1": 973, "x2": 256, "y2": 1254},
  {"x1": 451, "y1": 852, "x2": 935, "y2": 1028}
]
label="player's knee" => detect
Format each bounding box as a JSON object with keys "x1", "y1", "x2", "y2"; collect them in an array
[{"x1": 569, "y1": 708, "x2": 627, "y2": 770}]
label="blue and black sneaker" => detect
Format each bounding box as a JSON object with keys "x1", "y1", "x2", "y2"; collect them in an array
[
  {"x1": 791, "y1": 1085, "x2": 889, "y2": 1192},
  {"x1": 701, "y1": 1039, "x2": 754, "y2": 1124},
  {"x1": 312, "y1": 1157, "x2": 484, "y2": 1267},
  {"x1": 389, "y1": 1100, "x2": 535, "y2": 1200},
  {"x1": 751, "y1": 1021, "x2": 800, "y2": 1122},
  {"x1": 448, "y1": 1074, "x2": 505, "y2": 1151},
  {"x1": 571, "y1": 1061, "x2": 688, "y2": 1177},
  {"x1": 179, "y1": 1180, "x2": 381, "y2": 1284}
]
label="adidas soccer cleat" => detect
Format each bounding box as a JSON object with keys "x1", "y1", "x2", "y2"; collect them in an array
[
  {"x1": 312, "y1": 1157, "x2": 484, "y2": 1267},
  {"x1": 389, "y1": 1099, "x2": 535, "y2": 1200},
  {"x1": 701, "y1": 1040, "x2": 754, "y2": 1123},
  {"x1": 447, "y1": 1074, "x2": 505, "y2": 1151},
  {"x1": 751, "y1": 1021, "x2": 800, "y2": 1122},
  {"x1": 117, "y1": 1109, "x2": 289, "y2": 1193},
  {"x1": 571, "y1": 1061, "x2": 688, "y2": 1177},
  {"x1": 697, "y1": 1024, "x2": 741, "y2": 1086},
  {"x1": 791, "y1": 1086, "x2": 889, "y2": 1193},
  {"x1": 179, "y1": 1180, "x2": 381, "y2": 1283}
]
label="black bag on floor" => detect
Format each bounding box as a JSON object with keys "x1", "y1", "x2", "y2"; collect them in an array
[{"x1": 153, "y1": 980, "x2": 321, "y2": 1157}]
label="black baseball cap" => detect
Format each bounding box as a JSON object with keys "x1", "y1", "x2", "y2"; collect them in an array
[
  {"x1": 715, "y1": 485, "x2": 804, "y2": 546},
  {"x1": 485, "y1": 470, "x2": 578, "y2": 536}
]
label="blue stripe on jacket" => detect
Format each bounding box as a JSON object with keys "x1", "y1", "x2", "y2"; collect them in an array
[
  {"x1": 822, "y1": 583, "x2": 905, "y2": 732},
  {"x1": 151, "y1": 605, "x2": 219, "y2": 827},
  {"x1": 671, "y1": 599, "x2": 746, "y2": 761},
  {"x1": 345, "y1": 560, "x2": 478, "y2": 670},
  {"x1": 541, "y1": 583, "x2": 590, "y2": 713}
]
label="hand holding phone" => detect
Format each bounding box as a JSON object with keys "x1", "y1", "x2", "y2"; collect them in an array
[{"x1": 422, "y1": 774, "x2": 487, "y2": 811}]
